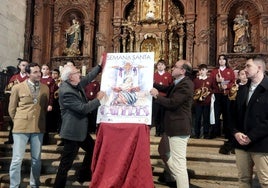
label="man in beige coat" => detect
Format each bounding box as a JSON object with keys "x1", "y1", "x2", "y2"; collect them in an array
[{"x1": 8, "y1": 62, "x2": 49, "y2": 188}]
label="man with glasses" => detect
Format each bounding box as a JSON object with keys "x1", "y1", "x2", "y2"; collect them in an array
[
  {"x1": 150, "y1": 59, "x2": 194, "y2": 188},
  {"x1": 54, "y1": 59, "x2": 105, "y2": 187}
]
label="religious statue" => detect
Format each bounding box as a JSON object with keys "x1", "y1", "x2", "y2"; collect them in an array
[
  {"x1": 63, "y1": 19, "x2": 81, "y2": 56},
  {"x1": 145, "y1": 0, "x2": 156, "y2": 20},
  {"x1": 233, "y1": 10, "x2": 252, "y2": 53}
]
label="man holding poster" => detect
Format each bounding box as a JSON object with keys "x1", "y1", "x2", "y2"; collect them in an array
[
  {"x1": 91, "y1": 52, "x2": 154, "y2": 188},
  {"x1": 150, "y1": 59, "x2": 194, "y2": 188}
]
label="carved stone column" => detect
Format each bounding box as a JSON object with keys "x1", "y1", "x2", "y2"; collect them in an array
[
  {"x1": 24, "y1": 0, "x2": 34, "y2": 61},
  {"x1": 97, "y1": 0, "x2": 112, "y2": 58},
  {"x1": 113, "y1": 27, "x2": 121, "y2": 53},
  {"x1": 260, "y1": 15, "x2": 268, "y2": 53},
  {"x1": 178, "y1": 26, "x2": 185, "y2": 61},
  {"x1": 129, "y1": 32, "x2": 134, "y2": 52},
  {"x1": 217, "y1": 14, "x2": 228, "y2": 55},
  {"x1": 32, "y1": 0, "x2": 44, "y2": 63},
  {"x1": 168, "y1": 32, "x2": 173, "y2": 67},
  {"x1": 52, "y1": 22, "x2": 61, "y2": 57},
  {"x1": 134, "y1": 31, "x2": 141, "y2": 52},
  {"x1": 160, "y1": 32, "x2": 165, "y2": 59},
  {"x1": 194, "y1": 0, "x2": 209, "y2": 67},
  {"x1": 83, "y1": 20, "x2": 93, "y2": 57},
  {"x1": 121, "y1": 27, "x2": 128, "y2": 52},
  {"x1": 113, "y1": 0, "x2": 123, "y2": 53},
  {"x1": 185, "y1": 18, "x2": 195, "y2": 64}
]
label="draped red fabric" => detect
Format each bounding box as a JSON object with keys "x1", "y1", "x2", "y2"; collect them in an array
[{"x1": 90, "y1": 123, "x2": 154, "y2": 188}]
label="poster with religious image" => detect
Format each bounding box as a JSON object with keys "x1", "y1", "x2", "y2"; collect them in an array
[{"x1": 97, "y1": 52, "x2": 154, "y2": 125}]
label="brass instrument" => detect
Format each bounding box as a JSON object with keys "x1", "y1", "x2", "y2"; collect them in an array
[
  {"x1": 193, "y1": 88, "x2": 202, "y2": 101},
  {"x1": 53, "y1": 78, "x2": 61, "y2": 99},
  {"x1": 5, "y1": 79, "x2": 20, "y2": 93},
  {"x1": 54, "y1": 89, "x2": 59, "y2": 99},
  {"x1": 193, "y1": 85, "x2": 210, "y2": 101},
  {"x1": 199, "y1": 87, "x2": 210, "y2": 101},
  {"x1": 216, "y1": 70, "x2": 224, "y2": 91}
]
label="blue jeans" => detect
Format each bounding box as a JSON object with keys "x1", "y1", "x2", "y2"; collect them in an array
[{"x1": 9, "y1": 133, "x2": 44, "y2": 188}]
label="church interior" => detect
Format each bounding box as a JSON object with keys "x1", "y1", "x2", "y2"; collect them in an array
[
  {"x1": 21, "y1": 0, "x2": 268, "y2": 72},
  {"x1": 0, "y1": 1, "x2": 268, "y2": 187}
]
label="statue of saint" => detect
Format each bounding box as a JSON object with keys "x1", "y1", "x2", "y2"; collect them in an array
[
  {"x1": 64, "y1": 19, "x2": 81, "y2": 56},
  {"x1": 233, "y1": 10, "x2": 252, "y2": 52},
  {"x1": 145, "y1": 0, "x2": 156, "y2": 20}
]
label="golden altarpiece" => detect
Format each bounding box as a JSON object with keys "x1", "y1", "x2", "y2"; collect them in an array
[{"x1": 25, "y1": 0, "x2": 268, "y2": 71}]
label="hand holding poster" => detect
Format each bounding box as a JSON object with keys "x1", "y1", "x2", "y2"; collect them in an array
[{"x1": 97, "y1": 52, "x2": 154, "y2": 125}]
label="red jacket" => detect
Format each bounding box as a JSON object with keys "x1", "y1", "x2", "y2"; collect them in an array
[
  {"x1": 85, "y1": 80, "x2": 100, "y2": 100},
  {"x1": 41, "y1": 76, "x2": 56, "y2": 106},
  {"x1": 193, "y1": 76, "x2": 212, "y2": 105},
  {"x1": 154, "y1": 71, "x2": 173, "y2": 96},
  {"x1": 210, "y1": 67, "x2": 235, "y2": 94}
]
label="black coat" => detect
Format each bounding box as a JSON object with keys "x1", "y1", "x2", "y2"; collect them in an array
[
  {"x1": 59, "y1": 65, "x2": 101, "y2": 142},
  {"x1": 155, "y1": 76, "x2": 194, "y2": 136},
  {"x1": 230, "y1": 76, "x2": 268, "y2": 152}
]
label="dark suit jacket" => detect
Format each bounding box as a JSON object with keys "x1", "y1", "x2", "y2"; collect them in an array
[
  {"x1": 59, "y1": 65, "x2": 101, "y2": 142},
  {"x1": 155, "y1": 76, "x2": 194, "y2": 136},
  {"x1": 230, "y1": 76, "x2": 268, "y2": 152}
]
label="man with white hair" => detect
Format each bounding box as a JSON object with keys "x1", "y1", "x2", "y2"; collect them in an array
[
  {"x1": 54, "y1": 59, "x2": 105, "y2": 187},
  {"x1": 230, "y1": 55, "x2": 268, "y2": 187}
]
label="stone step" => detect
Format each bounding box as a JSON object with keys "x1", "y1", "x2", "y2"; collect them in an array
[{"x1": 0, "y1": 127, "x2": 261, "y2": 188}]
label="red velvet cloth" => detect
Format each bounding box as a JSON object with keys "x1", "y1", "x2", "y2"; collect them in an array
[{"x1": 91, "y1": 123, "x2": 154, "y2": 188}]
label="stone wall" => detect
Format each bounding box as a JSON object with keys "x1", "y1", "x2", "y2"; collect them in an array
[{"x1": 0, "y1": 1, "x2": 26, "y2": 69}]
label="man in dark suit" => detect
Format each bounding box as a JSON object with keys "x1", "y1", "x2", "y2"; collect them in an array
[
  {"x1": 150, "y1": 59, "x2": 194, "y2": 188},
  {"x1": 230, "y1": 56, "x2": 268, "y2": 187},
  {"x1": 54, "y1": 59, "x2": 105, "y2": 188}
]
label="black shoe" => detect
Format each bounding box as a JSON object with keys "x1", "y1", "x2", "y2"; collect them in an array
[
  {"x1": 219, "y1": 142, "x2": 233, "y2": 155},
  {"x1": 76, "y1": 172, "x2": 91, "y2": 183},
  {"x1": 4, "y1": 140, "x2": 13, "y2": 144},
  {"x1": 208, "y1": 134, "x2": 216, "y2": 139},
  {"x1": 57, "y1": 141, "x2": 64, "y2": 146},
  {"x1": 158, "y1": 170, "x2": 176, "y2": 186},
  {"x1": 76, "y1": 168, "x2": 91, "y2": 183}
]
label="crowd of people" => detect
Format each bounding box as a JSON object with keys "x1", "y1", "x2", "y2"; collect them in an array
[
  {"x1": 0, "y1": 58, "x2": 102, "y2": 187},
  {"x1": 0, "y1": 54, "x2": 268, "y2": 187}
]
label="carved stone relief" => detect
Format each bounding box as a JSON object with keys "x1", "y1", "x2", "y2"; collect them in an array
[
  {"x1": 197, "y1": 29, "x2": 210, "y2": 45},
  {"x1": 32, "y1": 35, "x2": 41, "y2": 50}
]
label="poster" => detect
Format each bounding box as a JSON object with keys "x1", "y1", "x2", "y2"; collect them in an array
[{"x1": 97, "y1": 52, "x2": 154, "y2": 125}]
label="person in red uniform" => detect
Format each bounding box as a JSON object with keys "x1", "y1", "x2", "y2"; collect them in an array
[
  {"x1": 153, "y1": 59, "x2": 173, "y2": 136},
  {"x1": 40, "y1": 64, "x2": 57, "y2": 144},
  {"x1": 210, "y1": 54, "x2": 235, "y2": 154},
  {"x1": 193, "y1": 64, "x2": 212, "y2": 139},
  {"x1": 84, "y1": 79, "x2": 100, "y2": 133},
  {"x1": 4, "y1": 59, "x2": 29, "y2": 144}
]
